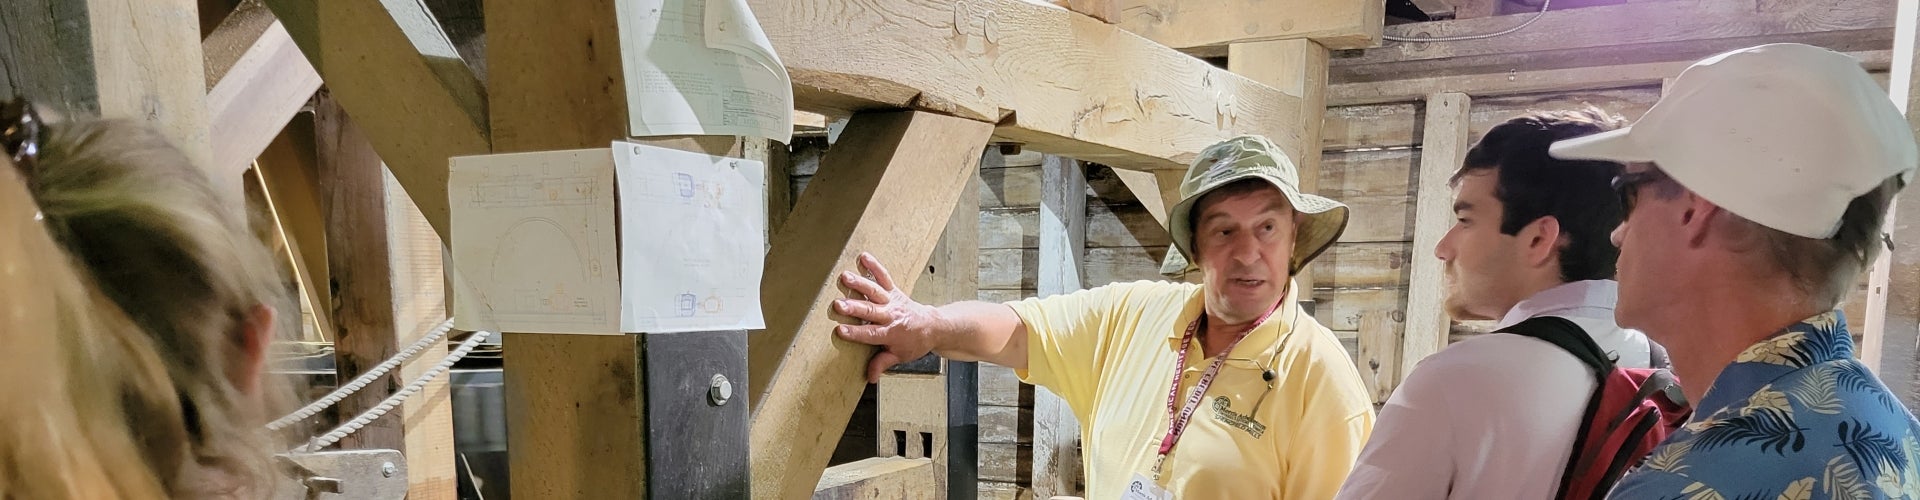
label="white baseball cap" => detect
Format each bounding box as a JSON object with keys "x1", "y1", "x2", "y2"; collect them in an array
[{"x1": 1550, "y1": 43, "x2": 1919, "y2": 239}]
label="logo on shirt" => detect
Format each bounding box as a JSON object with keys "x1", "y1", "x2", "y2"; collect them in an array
[{"x1": 1212, "y1": 396, "x2": 1266, "y2": 438}]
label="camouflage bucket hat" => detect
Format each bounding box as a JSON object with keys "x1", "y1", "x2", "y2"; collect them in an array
[{"x1": 1160, "y1": 135, "x2": 1349, "y2": 276}]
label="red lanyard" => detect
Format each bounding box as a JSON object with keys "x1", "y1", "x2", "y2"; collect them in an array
[{"x1": 1155, "y1": 302, "x2": 1282, "y2": 472}]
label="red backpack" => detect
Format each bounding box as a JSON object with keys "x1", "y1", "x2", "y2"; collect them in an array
[{"x1": 1498, "y1": 316, "x2": 1693, "y2": 500}]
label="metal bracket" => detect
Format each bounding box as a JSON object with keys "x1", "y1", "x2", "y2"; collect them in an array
[
  {"x1": 644, "y1": 329, "x2": 750, "y2": 498},
  {"x1": 273, "y1": 449, "x2": 408, "y2": 500}
]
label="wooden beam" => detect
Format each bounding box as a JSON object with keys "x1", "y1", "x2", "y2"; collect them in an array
[
  {"x1": 1053, "y1": 0, "x2": 1118, "y2": 22},
  {"x1": 971, "y1": 151, "x2": 1034, "y2": 500},
  {"x1": 1863, "y1": 0, "x2": 1920, "y2": 405},
  {"x1": 751, "y1": 0, "x2": 1309, "y2": 172},
  {"x1": 240, "y1": 167, "x2": 323, "y2": 341},
  {"x1": 1113, "y1": 168, "x2": 1191, "y2": 280},
  {"x1": 486, "y1": 0, "x2": 756, "y2": 494},
  {"x1": 0, "y1": 0, "x2": 213, "y2": 184},
  {"x1": 503, "y1": 333, "x2": 646, "y2": 498},
  {"x1": 1230, "y1": 40, "x2": 1330, "y2": 174},
  {"x1": 1039, "y1": 156, "x2": 1090, "y2": 295},
  {"x1": 794, "y1": 111, "x2": 831, "y2": 132},
  {"x1": 1114, "y1": 169, "x2": 1174, "y2": 229},
  {"x1": 814, "y1": 457, "x2": 939, "y2": 500},
  {"x1": 1231, "y1": 39, "x2": 1330, "y2": 297},
  {"x1": 205, "y1": 1, "x2": 323, "y2": 186},
  {"x1": 1407, "y1": 0, "x2": 1457, "y2": 19},
  {"x1": 203, "y1": 0, "x2": 275, "y2": 90},
  {"x1": 1328, "y1": 50, "x2": 1893, "y2": 106},
  {"x1": 1118, "y1": 169, "x2": 1190, "y2": 230},
  {"x1": 263, "y1": 0, "x2": 489, "y2": 239},
  {"x1": 748, "y1": 111, "x2": 994, "y2": 500},
  {"x1": 1332, "y1": 0, "x2": 1896, "y2": 84},
  {"x1": 1104, "y1": 0, "x2": 1383, "y2": 51},
  {"x1": 879, "y1": 373, "x2": 948, "y2": 457},
  {"x1": 1400, "y1": 93, "x2": 1470, "y2": 379},
  {"x1": 254, "y1": 114, "x2": 332, "y2": 342},
  {"x1": 1453, "y1": 0, "x2": 1501, "y2": 20},
  {"x1": 1033, "y1": 155, "x2": 1087, "y2": 499},
  {"x1": 315, "y1": 95, "x2": 456, "y2": 499},
  {"x1": 1355, "y1": 310, "x2": 1402, "y2": 406},
  {"x1": 765, "y1": 140, "x2": 796, "y2": 236}
]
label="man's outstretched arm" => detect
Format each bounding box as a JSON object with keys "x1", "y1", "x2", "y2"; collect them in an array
[{"x1": 832, "y1": 252, "x2": 1029, "y2": 382}]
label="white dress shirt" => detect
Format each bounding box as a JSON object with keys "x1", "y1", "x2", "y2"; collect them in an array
[{"x1": 1334, "y1": 280, "x2": 1654, "y2": 500}]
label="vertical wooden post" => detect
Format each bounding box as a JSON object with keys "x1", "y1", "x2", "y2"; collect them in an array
[
  {"x1": 485, "y1": 0, "x2": 749, "y2": 496},
  {"x1": 0, "y1": 0, "x2": 214, "y2": 189},
  {"x1": 1355, "y1": 310, "x2": 1401, "y2": 407},
  {"x1": 1033, "y1": 155, "x2": 1088, "y2": 499},
  {"x1": 1401, "y1": 93, "x2": 1471, "y2": 381},
  {"x1": 974, "y1": 149, "x2": 1034, "y2": 500},
  {"x1": 1863, "y1": 0, "x2": 1920, "y2": 406},
  {"x1": 762, "y1": 139, "x2": 795, "y2": 238},
  {"x1": 1229, "y1": 39, "x2": 1330, "y2": 299},
  {"x1": 316, "y1": 95, "x2": 457, "y2": 498}
]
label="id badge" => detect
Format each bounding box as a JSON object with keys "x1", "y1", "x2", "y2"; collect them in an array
[{"x1": 1121, "y1": 472, "x2": 1176, "y2": 500}]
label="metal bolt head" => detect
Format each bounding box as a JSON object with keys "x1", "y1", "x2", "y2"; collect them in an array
[
  {"x1": 381, "y1": 462, "x2": 396, "y2": 478},
  {"x1": 709, "y1": 374, "x2": 733, "y2": 406}
]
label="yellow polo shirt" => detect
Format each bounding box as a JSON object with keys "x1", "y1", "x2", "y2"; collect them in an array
[{"x1": 1008, "y1": 280, "x2": 1373, "y2": 499}]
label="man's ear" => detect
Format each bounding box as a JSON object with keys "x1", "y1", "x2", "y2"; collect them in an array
[
  {"x1": 1521, "y1": 216, "x2": 1563, "y2": 268},
  {"x1": 1682, "y1": 194, "x2": 1720, "y2": 249},
  {"x1": 231, "y1": 304, "x2": 275, "y2": 396}
]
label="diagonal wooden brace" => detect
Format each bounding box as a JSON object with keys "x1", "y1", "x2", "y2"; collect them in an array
[{"x1": 748, "y1": 110, "x2": 994, "y2": 500}]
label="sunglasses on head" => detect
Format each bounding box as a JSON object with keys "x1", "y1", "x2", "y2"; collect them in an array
[{"x1": 1, "y1": 98, "x2": 42, "y2": 178}]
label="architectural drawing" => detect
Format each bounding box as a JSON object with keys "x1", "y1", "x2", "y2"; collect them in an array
[
  {"x1": 448, "y1": 148, "x2": 623, "y2": 334},
  {"x1": 612, "y1": 141, "x2": 768, "y2": 333}
]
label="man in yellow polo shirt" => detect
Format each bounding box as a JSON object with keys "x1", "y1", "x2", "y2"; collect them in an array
[{"x1": 831, "y1": 135, "x2": 1374, "y2": 499}]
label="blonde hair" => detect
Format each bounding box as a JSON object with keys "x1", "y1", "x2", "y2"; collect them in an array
[
  {"x1": 1, "y1": 118, "x2": 295, "y2": 497},
  {"x1": 0, "y1": 156, "x2": 180, "y2": 499}
]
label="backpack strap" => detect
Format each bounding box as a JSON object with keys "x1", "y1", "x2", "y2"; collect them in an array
[
  {"x1": 1496, "y1": 316, "x2": 1616, "y2": 377},
  {"x1": 1495, "y1": 316, "x2": 1613, "y2": 500},
  {"x1": 1648, "y1": 340, "x2": 1671, "y2": 370}
]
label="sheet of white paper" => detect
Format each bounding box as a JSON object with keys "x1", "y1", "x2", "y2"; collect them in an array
[
  {"x1": 612, "y1": 141, "x2": 768, "y2": 333},
  {"x1": 448, "y1": 149, "x2": 623, "y2": 335},
  {"x1": 615, "y1": 0, "x2": 793, "y2": 143}
]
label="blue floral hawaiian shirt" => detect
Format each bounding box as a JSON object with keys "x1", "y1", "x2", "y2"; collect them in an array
[{"x1": 1608, "y1": 312, "x2": 1920, "y2": 499}]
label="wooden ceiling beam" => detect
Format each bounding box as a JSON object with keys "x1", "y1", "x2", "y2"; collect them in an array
[
  {"x1": 1330, "y1": 49, "x2": 1892, "y2": 105},
  {"x1": 262, "y1": 0, "x2": 490, "y2": 240},
  {"x1": 204, "y1": 1, "x2": 323, "y2": 186},
  {"x1": 751, "y1": 0, "x2": 1309, "y2": 172},
  {"x1": 1099, "y1": 0, "x2": 1384, "y2": 51},
  {"x1": 1333, "y1": 0, "x2": 1896, "y2": 84}
]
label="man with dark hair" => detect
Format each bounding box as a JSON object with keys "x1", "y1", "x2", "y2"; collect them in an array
[
  {"x1": 830, "y1": 136, "x2": 1374, "y2": 498},
  {"x1": 1550, "y1": 44, "x2": 1920, "y2": 499},
  {"x1": 1336, "y1": 107, "x2": 1660, "y2": 499}
]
